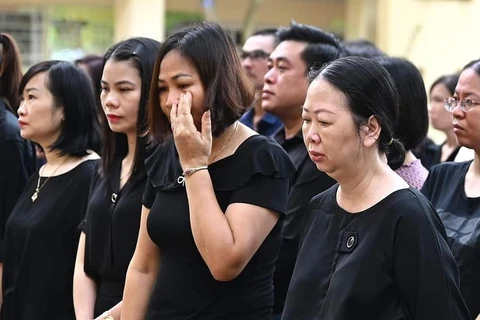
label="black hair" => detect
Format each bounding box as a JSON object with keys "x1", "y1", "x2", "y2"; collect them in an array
[
  {"x1": 251, "y1": 28, "x2": 277, "y2": 37},
  {"x1": 309, "y1": 56, "x2": 406, "y2": 170},
  {"x1": 75, "y1": 54, "x2": 104, "y2": 113},
  {"x1": 19, "y1": 60, "x2": 101, "y2": 157},
  {"x1": 462, "y1": 59, "x2": 480, "y2": 75},
  {"x1": 429, "y1": 73, "x2": 459, "y2": 96},
  {"x1": 374, "y1": 57, "x2": 428, "y2": 151},
  {"x1": 0, "y1": 33, "x2": 22, "y2": 114},
  {"x1": 148, "y1": 22, "x2": 254, "y2": 142},
  {"x1": 276, "y1": 22, "x2": 346, "y2": 74},
  {"x1": 343, "y1": 39, "x2": 386, "y2": 58},
  {"x1": 101, "y1": 37, "x2": 161, "y2": 177}
]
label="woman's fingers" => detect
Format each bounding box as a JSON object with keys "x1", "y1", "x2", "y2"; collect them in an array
[
  {"x1": 170, "y1": 102, "x2": 178, "y2": 128},
  {"x1": 177, "y1": 92, "x2": 192, "y2": 116}
]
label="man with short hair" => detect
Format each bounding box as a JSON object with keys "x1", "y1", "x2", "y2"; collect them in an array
[
  {"x1": 262, "y1": 22, "x2": 344, "y2": 319},
  {"x1": 240, "y1": 29, "x2": 282, "y2": 136}
]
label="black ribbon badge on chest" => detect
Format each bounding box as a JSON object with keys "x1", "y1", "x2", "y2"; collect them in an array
[{"x1": 340, "y1": 231, "x2": 359, "y2": 253}]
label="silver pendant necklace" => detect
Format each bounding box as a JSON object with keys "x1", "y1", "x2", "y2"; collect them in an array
[{"x1": 31, "y1": 159, "x2": 67, "y2": 202}]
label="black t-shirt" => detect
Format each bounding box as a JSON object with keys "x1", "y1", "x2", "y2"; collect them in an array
[
  {"x1": 0, "y1": 101, "x2": 36, "y2": 261},
  {"x1": 82, "y1": 160, "x2": 147, "y2": 315},
  {"x1": 142, "y1": 135, "x2": 295, "y2": 320},
  {"x1": 283, "y1": 186, "x2": 469, "y2": 320},
  {"x1": 422, "y1": 161, "x2": 480, "y2": 318},
  {"x1": 2, "y1": 160, "x2": 97, "y2": 320},
  {"x1": 273, "y1": 129, "x2": 335, "y2": 314}
]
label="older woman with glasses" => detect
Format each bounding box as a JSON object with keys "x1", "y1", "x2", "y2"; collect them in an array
[{"x1": 422, "y1": 59, "x2": 480, "y2": 319}]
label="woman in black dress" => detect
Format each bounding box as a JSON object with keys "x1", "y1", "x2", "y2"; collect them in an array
[
  {"x1": 0, "y1": 33, "x2": 36, "y2": 256},
  {"x1": 73, "y1": 37, "x2": 160, "y2": 320},
  {"x1": 1, "y1": 61, "x2": 101, "y2": 319},
  {"x1": 282, "y1": 57, "x2": 469, "y2": 320},
  {"x1": 421, "y1": 59, "x2": 480, "y2": 319},
  {"x1": 121, "y1": 22, "x2": 295, "y2": 320}
]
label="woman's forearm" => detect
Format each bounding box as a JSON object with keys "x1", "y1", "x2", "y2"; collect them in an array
[
  {"x1": 73, "y1": 233, "x2": 97, "y2": 320},
  {"x1": 73, "y1": 265, "x2": 97, "y2": 320},
  {"x1": 95, "y1": 301, "x2": 122, "y2": 320},
  {"x1": 121, "y1": 206, "x2": 160, "y2": 320},
  {"x1": 185, "y1": 171, "x2": 237, "y2": 276},
  {"x1": 121, "y1": 265, "x2": 158, "y2": 320},
  {"x1": 185, "y1": 170, "x2": 279, "y2": 281}
]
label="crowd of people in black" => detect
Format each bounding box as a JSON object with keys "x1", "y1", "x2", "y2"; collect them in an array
[{"x1": 0, "y1": 20, "x2": 479, "y2": 320}]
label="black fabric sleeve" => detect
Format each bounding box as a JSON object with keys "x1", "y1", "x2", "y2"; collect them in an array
[
  {"x1": 420, "y1": 165, "x2": 437, "y2": 199},
  {"x1": 229, "y1": 173, "x2": 290, "y2": 217},
  {"x1": 142, "y1": 178, "x2": 155, "y2": 209},
  {"x1": 392, "y1": 196, "x2": 469, "y2": 320},
  {"x1": 78, "y1": 170, "x2": 102, "y2": 233}
]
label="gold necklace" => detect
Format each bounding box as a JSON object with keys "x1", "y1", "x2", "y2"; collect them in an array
[
  {"x1": 31, "y1": 159, "x2": 68, "y2": 202},
  {"x1": 210, "y1": 121, "x2": 238, "y2": 163}
]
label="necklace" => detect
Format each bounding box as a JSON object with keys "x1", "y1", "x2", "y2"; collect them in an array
[
  {"x1": 210, "y1": 121, "x2": 238, "y2": 163},
  {"x1": 31, "y1": 159, "x2": 68, "y2": 202},
  {"x1": 112, "y1": 166, "x2": 132, "y2": 203}
]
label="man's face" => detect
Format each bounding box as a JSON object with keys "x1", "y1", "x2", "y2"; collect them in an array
[
  {"x1": 262, "y1": 40, "x2": 310, "y2": 119},
  {"x1": 241, "y1": 35, "x2": 275, "y2": 90}
]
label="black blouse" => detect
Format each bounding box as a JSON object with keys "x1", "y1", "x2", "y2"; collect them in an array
[
  {"x1": 422, "y1": 161, "x2": 480, "y2": 318},
  {"x1": 0, "y1": 101, "x2": 36, "y2": 261},
  {"x1": 283, "y1": 186, "x2": 470, "y2": 320},
  {"x1": 2, "y1": 160, "x2": 97, "y2": 320},
  {"x1": 143, "y1": 135, "x2": 295, "y2": 320},
  {"x1": 82, "y1": 160, "x2": 147, "y2": 315}
]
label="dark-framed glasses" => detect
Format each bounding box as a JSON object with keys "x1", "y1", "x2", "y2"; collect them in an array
[
  {"x1": 444, "y1": 97, "x2": 480, "y2": 112},
  {"x1": 240, "y1": 50, "x2": 270, "y2": 60}
]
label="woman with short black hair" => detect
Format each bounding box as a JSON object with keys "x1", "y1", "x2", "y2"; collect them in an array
[
  {"x1": 1, "y1": 60, "x2": 101, "y2": 319},
  {"x1": 122, "y1": 22, "x2": 295, "y2": 319}
]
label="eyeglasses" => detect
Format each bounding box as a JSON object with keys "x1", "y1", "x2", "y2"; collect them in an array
[
  {"x1": 444, "y1": 97, "x2": 480, "y2": 112},
  {"x1": 240, "y1": 50, "x2": 270, "y2": 60}
]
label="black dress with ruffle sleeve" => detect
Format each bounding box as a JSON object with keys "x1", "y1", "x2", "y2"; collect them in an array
[{"x1": 143, "y1": 134, "x2": 295, "y2": 320}]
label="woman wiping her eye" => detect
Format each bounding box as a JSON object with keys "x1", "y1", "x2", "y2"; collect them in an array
[{"x1": 121, "y1": 22, "x2": 295, "y2": 320}]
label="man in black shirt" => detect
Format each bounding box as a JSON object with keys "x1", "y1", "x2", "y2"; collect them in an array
[{"x1": 261, "y1": 23, "x2": 344, "y2": 318}]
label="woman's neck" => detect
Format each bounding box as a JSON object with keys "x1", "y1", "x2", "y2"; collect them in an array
[
  {"x1": 472, "y1": 151, "x2": 480, "y2": 176},
  {"x1": 404, "y1": 150, "x2": 417, "y2": 165},
  {"x1": 43, "y1": 147, "x2": 69, "y2": 167},
  {"x1": 444, "y1": 129, "x2": 458, "y2": 148},
  {"x1": 124, "y1": 131, "x2": 138, "y2": 164},
  {"x1": 336, "y1": 154, "x2": 407, "y2": 213}
]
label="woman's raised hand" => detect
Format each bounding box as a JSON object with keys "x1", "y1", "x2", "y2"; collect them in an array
[{"x1": 170, "y1": 92, "x2": 212, "y2": 169}]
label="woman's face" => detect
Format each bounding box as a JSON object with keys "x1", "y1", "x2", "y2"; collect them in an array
[
  {"x1": 452, "y1": 68, "x2": 480, "y2": 150},
  {"x1": 17, "y1": 72, "x2": 64, "y2": 147},
  {"x1": 100, "y1": 59, "x2": 142, "y2": 135},
  {"x1": 429, "y1": 83, "x2": 454, "y2": 132},
  {"x1": 158, "y1": 50, "x2": 205, "y2": 130},
  {"x1": 302, "y1": 78, "x2": 369, "y2": 179}
]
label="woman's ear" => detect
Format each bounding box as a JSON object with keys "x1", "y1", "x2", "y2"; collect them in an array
[{"x1": 361, "y1": 115, "x2": 382, "y2": 148}]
